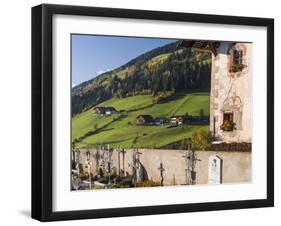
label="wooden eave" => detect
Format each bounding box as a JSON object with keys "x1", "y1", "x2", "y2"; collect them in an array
[{"x1": 178, "y1": 40, "x2": 220, "y2": 56}]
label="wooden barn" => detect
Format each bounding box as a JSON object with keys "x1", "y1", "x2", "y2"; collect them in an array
[
  {"x1": 170, "y1": 115, "x2": 186, "y2": 126},
  {"x1": 136, "y1": 115, "x2": 154, "y2": 125},
  {"x1": 94, "y1": 106, "x2": 117, "y2": 116}
]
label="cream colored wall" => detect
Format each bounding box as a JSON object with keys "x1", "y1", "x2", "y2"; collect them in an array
[
  {"x1": 210, "y1": 42, "x2": 252, "y2": 143},
  {"x1": 76, "y1": 148, "x2": 251, "y2": 186}
]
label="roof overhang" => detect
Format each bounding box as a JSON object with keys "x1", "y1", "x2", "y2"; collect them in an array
[{"x1": 178, "y1": 40, "x2": 221, "y2": 56}]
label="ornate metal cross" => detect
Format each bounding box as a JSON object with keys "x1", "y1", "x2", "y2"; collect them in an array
[
  {"x1": 182, "y1": 139, "x2": 201, "y2": 185},
  {"x1": 158, "y1": 163, "x2": 165, "y2": 186},
  {"x1": 129, "y1": 148, "x2": 142, "y2": 187},
  {"x1": 85, "y1": 149, "x2": 93, "y2": 189}
]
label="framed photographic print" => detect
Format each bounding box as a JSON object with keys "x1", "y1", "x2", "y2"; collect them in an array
[{"x1": 31, "y1": 4, "x2": 274, "y2": 222}]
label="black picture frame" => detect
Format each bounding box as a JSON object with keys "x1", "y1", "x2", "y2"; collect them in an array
[{"x1": 32, "y1": 4, "x2": 274, "y2": 222}]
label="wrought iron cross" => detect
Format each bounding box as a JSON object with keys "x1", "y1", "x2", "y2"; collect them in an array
[
  {"x1": 158, "y1": 163, "x2": 165, "y2": 186},
  {"x1": 120, "y1": 148, "x2": 126, "y2": 176},
  {"x1": 182, "y1": 139, "x2": 201, "y2": 185}
]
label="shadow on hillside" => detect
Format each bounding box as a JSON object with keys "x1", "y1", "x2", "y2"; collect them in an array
[
  {"x1": 99, "y1": 137, "x2": 133, "y2": 145},
  {"x1": 157, "y1": 93, "x2": 186, "y2": 104},
  {"x1": 126, "y1": 103, "x2": 154, "y2": 113},
  {"x1": 80, "y1": 137, "x2": 133, "y2": 147},
  {"x1": 157, "y1": 91, "x2": 210, "y2": 104},
  {"x1": 192, "y1": 92, "x2": 210, "y2": 96},
  {"x1": 98, "y1": 128, "x2": 114, "y2": 133}
]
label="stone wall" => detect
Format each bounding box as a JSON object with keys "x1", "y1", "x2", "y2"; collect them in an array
[{"x1": 76, "y1": 148, "x2": 251, "y2": 186}]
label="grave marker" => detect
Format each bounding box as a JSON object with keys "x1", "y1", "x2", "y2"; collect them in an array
[{"x1": 208, "y1": 155, "x2": 222, "y2": 184}]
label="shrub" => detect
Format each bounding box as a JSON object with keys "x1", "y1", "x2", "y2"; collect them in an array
[
  {"x1": 111, "y1": 168, "x2": 117, "y2": 179},
  {"x1": 180, "y1": 138, "x2": 191, "y2": 150},
  {"x1": 98, "y1": 168, "x2": 104, "y2": 177},
  {"x1": 98, "y1": 177, "x2": 109, "y2": 184},
  {"x1": 119, "y1": 176, "x2": 133, "y2": 186},
  {"x1": 78, "y1": 172, "x2": 89, "y2": 180},
  {"x1": 136, "y1": 180, "x2": 160, "y2": 187},
  {"x1": 191, "y1": 130, "x2": 212, "y2": 151}
]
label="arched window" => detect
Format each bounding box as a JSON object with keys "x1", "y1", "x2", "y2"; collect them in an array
[
  {"x1": 229, "y1": 46, "x2": 247, "y2": 73},
  {"x1": 220, "y1": 93, "x2": 243, "y2": 132},
  {"x1": 233, "y1": 49, "x2": 243, "y2": 65}
]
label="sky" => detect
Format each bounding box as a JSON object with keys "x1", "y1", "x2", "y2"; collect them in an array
[{"x1": 71, "y1": 35, "x2": 178, "y2": 86}]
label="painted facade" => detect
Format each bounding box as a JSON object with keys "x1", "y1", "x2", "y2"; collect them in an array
[
  {"x1": 179, "y1": 40, "x2": 252, "y2": 143},
  {"x1": 209, "y1": 42, "x2": 252, "y2": 143}
]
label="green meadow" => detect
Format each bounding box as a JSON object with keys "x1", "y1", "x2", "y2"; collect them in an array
[{"x1": 72, "y1": 92, "x2": 210, "y2": 149}]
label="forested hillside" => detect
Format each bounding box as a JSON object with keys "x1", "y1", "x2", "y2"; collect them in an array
[{"x1": 72, "y1": 41, "x2": 211, "y2": 116}]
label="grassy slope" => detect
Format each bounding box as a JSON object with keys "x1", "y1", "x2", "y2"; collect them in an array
[
  {"x1": 99, "y1": 95, "x2": 152, "y2": 111},
  {"x1": 72, "y1": 92, "x2": 210, "y2": 149}
]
